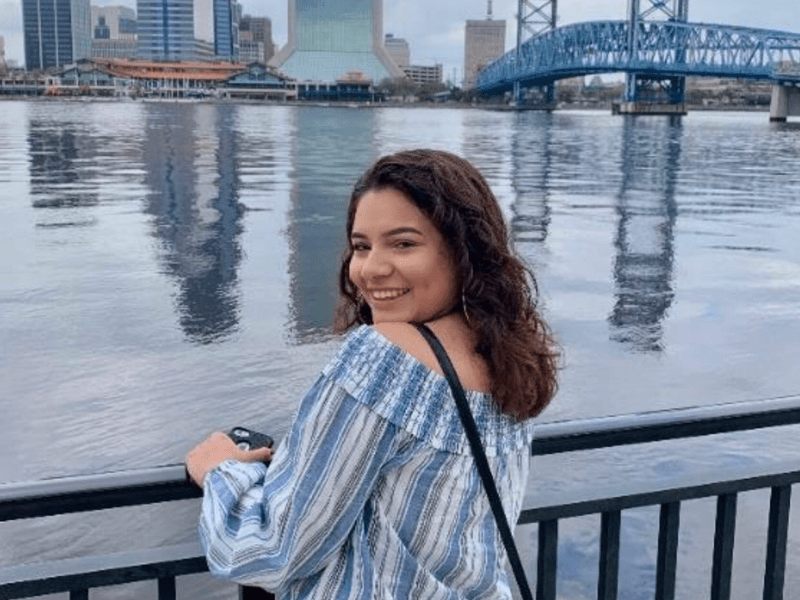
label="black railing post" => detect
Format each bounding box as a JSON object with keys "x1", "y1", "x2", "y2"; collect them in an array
[
  {"x1": 69, "y1": 590, "x2": 88, "y2": 600},
  {"x1": 711, "y1": 493, "x2": 737, "y2": 600},
  {"x1": 763, "y1": 485, "x2": 791, "y2": 600},
  {"x1": 240, "y1": 585, "x2": 276, "y2": 599},
  {"x1": 598, "y1": 510, "x2": 621, "y2": 600},
  {"x1": 158, "y1": 576, "x2": 176, "y2": 600},
  {"x1": 537, "y1": 519, "x2": 558, "y2": 600},
  {"x1": 655, "y1": 501, "x2": 680, "y2": 600}
]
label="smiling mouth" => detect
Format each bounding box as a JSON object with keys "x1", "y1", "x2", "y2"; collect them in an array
[{"x1": 369, "y1": 288, "x2": 410, "y2": 301}]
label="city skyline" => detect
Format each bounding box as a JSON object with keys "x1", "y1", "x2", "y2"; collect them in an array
[{"x1": 2, "y1": 0, "x2": 800, "y2": 82}]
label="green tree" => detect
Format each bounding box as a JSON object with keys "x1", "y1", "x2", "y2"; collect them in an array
[
  {"x1": 417, "y1": 81, "x2": 447, "y2": 102},
  {"x1": 378, "y1": 77, "x2": 419, "y2": 99}
]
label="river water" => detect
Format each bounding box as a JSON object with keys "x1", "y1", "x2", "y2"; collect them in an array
[{"x1": 1, "y1": 100, "x2": 799, "y2": 598}]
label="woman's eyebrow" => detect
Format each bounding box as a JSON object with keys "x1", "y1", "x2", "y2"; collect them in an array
[
  {"x1": 351, "y1": 226, "x2": 424, "y2": 239},
  {"x1": 385, "y1": 226, "x2": 424, "y2": 236}
]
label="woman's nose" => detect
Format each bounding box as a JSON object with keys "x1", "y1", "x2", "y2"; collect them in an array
[{"x1": 361, "y1": 248, "x2": 393, "y2": 279}]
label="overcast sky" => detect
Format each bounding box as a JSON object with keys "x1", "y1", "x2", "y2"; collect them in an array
[{"x1": 2, "y1": 0, "x2": 799, "y2": 81}]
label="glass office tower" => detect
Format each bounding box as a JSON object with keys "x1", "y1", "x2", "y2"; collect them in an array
[
  {"x1": 137, "y1": 0, "x2": 195, "y2": 60},
  {"x1": 271, "y1": 0, "x2": 402, "y2": 82},
  {"x1": 23, "y1": 0, "x2": 91, "y2": 69},
  {"x1": 213, "y1": 0, "x2": 240, "y2": 61}
]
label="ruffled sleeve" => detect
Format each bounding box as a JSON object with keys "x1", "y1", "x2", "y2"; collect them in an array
[{"x1": 198, "y1": 350, "x2": 401, "y2": 591}]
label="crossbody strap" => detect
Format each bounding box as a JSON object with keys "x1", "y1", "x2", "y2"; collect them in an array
[{"x1": 414, "y1": 323, "x2": 534, "y2": 600}]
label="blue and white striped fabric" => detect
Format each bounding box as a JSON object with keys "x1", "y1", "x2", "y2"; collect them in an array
[{"x1": 200, "y1": 326, "x2": 536, "y2": 599}]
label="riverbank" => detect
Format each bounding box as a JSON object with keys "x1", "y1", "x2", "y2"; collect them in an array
[{"x1": 0, "y1": 94, "x2": 773, "y2": 113}]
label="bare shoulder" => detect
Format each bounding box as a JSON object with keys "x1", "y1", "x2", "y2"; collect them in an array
[{"x1": 372, "y1": 322, "x2": 439, "y2": 372}]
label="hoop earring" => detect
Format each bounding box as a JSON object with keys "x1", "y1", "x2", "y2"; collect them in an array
[{"x1": 461, "y1": 289, "x2": 472, "y2": 326}]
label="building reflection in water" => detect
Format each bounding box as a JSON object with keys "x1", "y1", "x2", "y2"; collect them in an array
[
  {"x1": 609, "y1": 116, "x2": 681, "y2": 352},
  {"x1": 28, "y1": 120, "x2": 99, "y2": 223},
  {"x1": 142, "y1": 104, "x2": 244, "y2": 344},
  {"x1": 284, "y1": 106, "x2": 377, "y2": 342},
  {"x1": 508, "y1": 111, "x2": 553, "y2": 245}
]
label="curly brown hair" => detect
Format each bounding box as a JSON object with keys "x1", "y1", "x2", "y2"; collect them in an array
[{"x1": 335, "y1": 149, "x2": 559, "y2": 420}]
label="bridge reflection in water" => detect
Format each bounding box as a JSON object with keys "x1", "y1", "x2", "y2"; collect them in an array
[{"x1": 609, "y1": 116, "x2": 679, "y2": 352}]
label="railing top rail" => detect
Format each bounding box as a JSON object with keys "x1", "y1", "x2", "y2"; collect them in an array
[
  {"x1": 2, "y1": 394, "x2": 799, "y2": 521},
  {"x1": 0, "y1": 464, "x2": 190, "y2": 502},
  {"x1": 532, "y1": 393, "x2": 800, "y2": 454},
  {"x1": 520, "y1": 458, "x2": 800, "y2": 523},
  {"x1": 0, "y1": 464, "x2": 200, "y2": 522}
]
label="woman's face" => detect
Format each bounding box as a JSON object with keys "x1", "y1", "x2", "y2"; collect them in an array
[{"x1": 349, "y1": 187, "x2": 460, "y2": 325}]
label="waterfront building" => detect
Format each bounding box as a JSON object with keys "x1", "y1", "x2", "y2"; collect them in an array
[
  {"x1": 384, "y1": 33, "x2": 409, "y2": 70},
  {"x1": 82, "y1": 57, "x2": 294, "y2": 98},
  {"x1": 221, "y1": 62, "x2": 295, "y2": 100},
  {"x1": 91, "y1": 6, "x2": 137, "y2": 59},
  {"x1": 296, "y1": 69, "x2": 377, "y2": 101},
  {"x1": 213, "y1": 0, "x2": 241, "y2": 61},
  {"x1": 23, "y1": 0, "x2": 92, "y2": 70},
  {"x1": 270, "y1": 0, "x2": 403, "y2": 83},
  {"x1": 402, "y1": 63, "x2": 442, "y2": 86},
  {"x1": 463, "y1": 3, "x2": 505, "y2": 89},
  {"x1": 136, "y1": 0, "x2": 195, "y2": 61},
  {"x1": 240, "y1": 15, "x2": 273, "y2": 64},
  {"x1": 51, "y1": 60, "x2": 128, "y2": 95}
]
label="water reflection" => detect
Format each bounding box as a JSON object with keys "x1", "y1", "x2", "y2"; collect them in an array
[
  {"x1": 609, "y1": 116, "x2": 680, "y2": 352},
  {"x1": 284, "y1": 107, "x2": 378, "y2": 342},
  {"x1": 142, "y1": 104, "x2": 244, "y2": 344},
  {"x1": 509, "y1": 112, "x2": 553, "y2": 245},
  {"x1": 28, "y1": 120, "x2": 99, "y2": 218}
]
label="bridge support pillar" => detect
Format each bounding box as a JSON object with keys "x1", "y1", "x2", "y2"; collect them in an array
[
  {"x1": 770, "y1": 84, "x2": 800, "y2": 121},
  {"x1": 619, "y1": 0, "x2": 689, "y2": 117}
]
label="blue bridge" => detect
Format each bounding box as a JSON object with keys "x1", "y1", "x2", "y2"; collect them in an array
[{"x1": 476, "y1": 0, "x2": 800, "y2": 118}]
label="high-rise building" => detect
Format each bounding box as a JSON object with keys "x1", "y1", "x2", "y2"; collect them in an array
[
  {"x1": 22, "y1": 0, "x2": 91, "y2": 69},
  {"x1": 0, "y1": 37, "x2": 6, "y2": 71},
  {"x1": 384, "y1": 33, "x2": 409, "y2": 70},
  {"x1": 270, "y1": 0, "x2": 402, "y2": 83},
  {"x1": 240, "y1": 15, "x2": 273, "y2": 64},
  {"x1": 214, "y1": 0, "x2": 240, "y2": 60},
  {"x1": 137, "y1": 0, "x2": 195, "y2": 60},
  {"x1": 91, "y1": 6, "x2": 137, "y2": 59},
  {"x1": 91, "y1": 6, "x2": 136, "y2": 39},
  {"x1": 403, "y1": 64, "x2": 442, "y2": 86},
  {"x1": 463, "y1": 2, "x2": 505, "y2": 89}
]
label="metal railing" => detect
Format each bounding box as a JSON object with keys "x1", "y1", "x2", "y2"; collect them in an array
[{"x1": 1, "y1": 394, "x2": 798, "y2": 600}]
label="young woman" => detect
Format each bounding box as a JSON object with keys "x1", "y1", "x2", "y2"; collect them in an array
[{"x1": 186, "y1": 149, "x2": 559, "y2": 599}]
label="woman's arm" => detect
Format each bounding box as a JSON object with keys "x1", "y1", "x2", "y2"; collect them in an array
[{"x1": 195, "y1": 374, "x2": 400, "y2": 591}]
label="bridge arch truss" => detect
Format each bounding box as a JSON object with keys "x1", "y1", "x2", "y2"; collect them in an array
[{"x1": 477, "y1": 20, "x2": 800, "y2": 94}]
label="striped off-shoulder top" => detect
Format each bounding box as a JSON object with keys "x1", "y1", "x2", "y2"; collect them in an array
[{"x1": 199, "y1": 325, "x2": 536, "y2": 600}]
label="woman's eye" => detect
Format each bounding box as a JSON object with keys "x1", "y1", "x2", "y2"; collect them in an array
[
  {"x1": 351, "y1": 242, "x2": 369, "y2": 252},
  {"x1": 394, "y1": 240, "x2": 416, "y2": 249}
]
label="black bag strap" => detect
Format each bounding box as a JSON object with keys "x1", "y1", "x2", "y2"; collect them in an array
[{"x1": 414, "y1": 323, "x2": 534, "y2": 600}]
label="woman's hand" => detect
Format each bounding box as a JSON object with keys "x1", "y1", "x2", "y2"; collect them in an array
[{"x1": 186, "y1": 431, "x2": 274, "y2": 487}]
